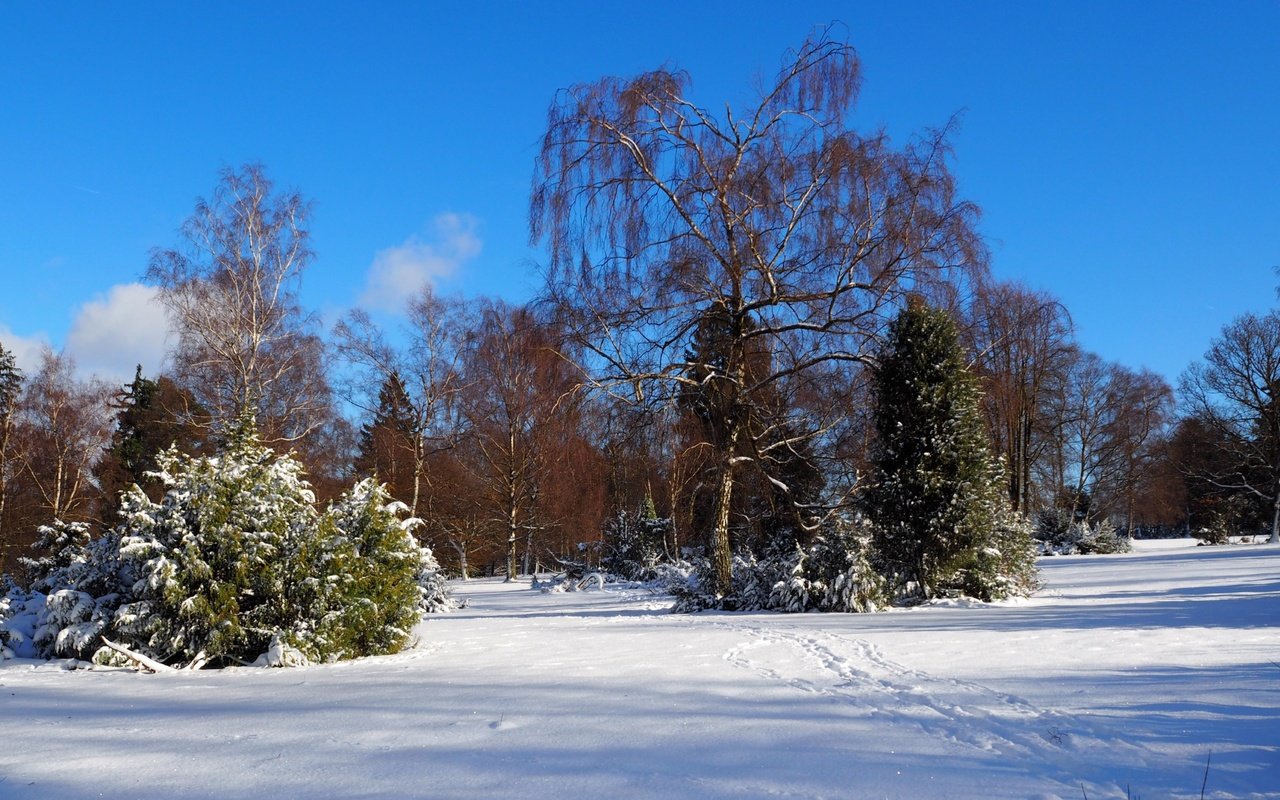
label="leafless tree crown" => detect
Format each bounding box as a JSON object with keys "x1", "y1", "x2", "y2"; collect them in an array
[{"x1": 147, "y1": 163, "x2": 329, "y2": 442}]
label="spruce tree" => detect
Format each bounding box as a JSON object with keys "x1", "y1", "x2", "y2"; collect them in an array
[
  {"x1": 862, "y1": 299, "x2": 1023, "y2": 601},
  {"x1": 96, "y1": 367, "x2": 208, "y2": 527},
  {"x1": 353, "y1": 371, "x2": 419, "y2": 502}
]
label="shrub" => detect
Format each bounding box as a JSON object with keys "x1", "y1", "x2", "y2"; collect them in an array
[{"x1": 1, "y1": 423, "x2": 452, "y2": 668}]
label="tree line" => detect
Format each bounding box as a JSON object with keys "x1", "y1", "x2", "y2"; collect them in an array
[{"x1": 2, "y1": 29, "x2": 1275, "y2": 594}]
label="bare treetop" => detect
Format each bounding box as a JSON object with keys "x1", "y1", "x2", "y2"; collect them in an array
[
  {"x1": 147, "y1": 164, "x2": 330, "y2": 443},
  {"x1": 533, "y1": 30, "x2": 982, "y2": 392}
]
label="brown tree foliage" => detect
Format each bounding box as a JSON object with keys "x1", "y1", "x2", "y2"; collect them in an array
[
  {"x1": 458, "y1": 302, "x2": 604, "y2": 579},
  {"x1": 964, "y1": 281, "x2": 1074, "y2": 513},
  {"x1": 0, "y1": 350, "x2": 112, "y2": 574},
  {"x1": 335, "y1": 287, "x2": 470, "y2": 517}
]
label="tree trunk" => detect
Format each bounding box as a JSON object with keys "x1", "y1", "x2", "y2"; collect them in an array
[
  {"x1": 411, "y1": 440, "x2": 424, "y2": 518},
  {"x1": 451, "y1": 541, "x2": 469, "y2": 580},
  {"x1": 505, "y1": 525, "x2": 518, "y2": 581},
  {"x1": 710, "y1": 457, "x2": 735, "y2": 599},
  {"x1": 1270, "y1": 489, "x2": 1280, "y2": 544}
]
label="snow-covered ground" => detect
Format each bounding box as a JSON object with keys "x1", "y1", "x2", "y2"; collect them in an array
[{"x1": 2, "y1": 540, "x2": 1277, "y2": 799}]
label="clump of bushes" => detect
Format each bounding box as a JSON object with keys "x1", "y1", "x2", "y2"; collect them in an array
[
  {"x1": 1033, "y1": 508, "x2": 1132, "y2": 556},
  {"x1": 1, "y1": 424, "x2": 452, "y2": 668}
]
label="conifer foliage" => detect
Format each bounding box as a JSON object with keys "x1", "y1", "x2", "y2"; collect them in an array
[
  {"x1": 95, "y1": 367, "x2": 208, "y2": 527},
  {"x1": 862, "y1": 299, "x2": 1036, "y2": 601}
]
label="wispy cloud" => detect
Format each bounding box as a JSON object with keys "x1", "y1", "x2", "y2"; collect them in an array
[
  {"x1": 65, "y1": 283, "x2": 174, "y2": 384},
  {"x1": 359, "y1": 213, "x2": 481, "y2": 313}
]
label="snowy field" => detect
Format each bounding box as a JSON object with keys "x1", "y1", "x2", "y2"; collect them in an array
[{"x1": 1, "y1": 539, "x2": 1277, "y2": 799}]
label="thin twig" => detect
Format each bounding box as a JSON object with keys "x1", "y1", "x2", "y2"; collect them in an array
[{"x1": 1200, "y1": 750, "x2": 1212, "y2": 800}]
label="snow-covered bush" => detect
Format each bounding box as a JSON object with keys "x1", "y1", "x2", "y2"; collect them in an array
[
  {"x1": 5, "y1": 522, "x2": 136, "y2": 661},
  {"x1": 416, "y1": 543, "x2": 455, "y2": 615},
  {"x1": 3, "y1": 421, "x2": 453, "y2": 668},
  {"x1": 292, "y1": 478, "x2": 453, "y2": 661},
  {"x1": 116, "y1": 430, "x2": 320, "y2": 667},
  {"x1": 20, "y1": 520, "x2": 93, "y2": 592},
  {"x1": 785, "y1": 520, "x2": 884, "y2": 612},
  {"x1": 731, "y1": 550, "x2": 794, "y2": 611},
  {"x1": 0, "y1": 583, "x2": 42, "y2": 659},
  {"x1": 1033, "y1": 510, "x2": 1131, "y2": 556},
  {"x1": 601, "y1": 507, "x2": 671, "y2": 582},
  {"x1": 1033, "y1": 508, "x2": 1078, "y2": 554},
  {"x1": 956, "y1": 512, "x2": 1040, "y2": 600},
  {"x1": 673, "y1": 520, "x2": 885, "y2": 613},
  {"x1": 647, "y1": 559, "x2": 698, "y2": 593},
  {"x1": 1074, "y1": 519, "x2": 1132, "y2": 555}
]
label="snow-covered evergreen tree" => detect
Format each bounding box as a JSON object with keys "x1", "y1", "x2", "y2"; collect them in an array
[
  {"x1": 4, "y1": 417, "x2": 454, "y2": 668},
  {"x1": 602, "y1": 498, "x2": 671, "y2": 582},
  {"x1": 114, "y1": 419, "x2": 453, "y2": 667},
  {"x1": 862, "y1": 299, "x2": 1036, "y2": 601},
  {"x1": 1033, "y1": 510, "x2": 1131, "y2": 556},
  {"x1": 296, "y1": 478, "x2": 452, "y2": 660},
  {"x1": 116, "y1": 422, "x2": 318, "y2": 666},
  {"x1": 0, "y1": 580, "x2": 41, "y2": 659},
  {"x1": 20, "y1": 520, "x2": 93, "y2": 592}
]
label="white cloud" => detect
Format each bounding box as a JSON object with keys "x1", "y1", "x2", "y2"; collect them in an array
[
  {"x1": 360, "y1": 213, "x2": 482, "y2": 313},
  {"x1": 0, "y1": 325, "x2": 51, "y2": 374},
  {"x1": 65, "y1": 283, "x2": 174, "y2": 384}
]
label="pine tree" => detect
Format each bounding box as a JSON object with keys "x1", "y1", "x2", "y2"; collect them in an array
[
  {"x1": 96, "y1": 367, "x2": 208, "y2": 527},
  {"x1": 300, "y1": 479, "x2": 445, "y2": 660},
  {"x1": 117, "y1": 419, "x2": 319, "y2": 666},
  {"x1": 19, "y1": 519, "x2": 92, "y2": 592},
  {"x1": 353, "y1": 371, "x2": 420, "y2": 504},
  {"x1": 862, "y1": 299, "x2": 1030, "y2": 601}
]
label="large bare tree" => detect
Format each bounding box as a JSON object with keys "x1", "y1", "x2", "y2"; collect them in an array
[
  {"x1": 532, "y1": 30, "x2": 984, "y2": 595},
  {"x1": 147, "y1": 163, "x2": 331, "y2": 443}
]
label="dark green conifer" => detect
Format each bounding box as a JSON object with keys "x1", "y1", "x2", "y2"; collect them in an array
[
  {"x1": 353, "y1": 371, "x2": 419, "y2": 499},
  {"x1": 862, "y1": 299, "x2": 1021, "y2": 600},
  {"x1": 96, "y1": 367, "x2": 207, "y2": 526}
]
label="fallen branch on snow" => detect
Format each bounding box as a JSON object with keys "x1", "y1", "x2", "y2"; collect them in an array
[{"x1": 100, "y1": 637, "x2": 174, "y2": 673}]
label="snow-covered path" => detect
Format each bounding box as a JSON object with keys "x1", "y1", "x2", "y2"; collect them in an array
[{"x1": 1, "y1": 541, "x2": 1277, "y2": 799}]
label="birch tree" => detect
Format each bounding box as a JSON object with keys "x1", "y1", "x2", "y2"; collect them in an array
[
  {"x1": 532, "y1": 30, "x2": 983, "y2": 596},
  {"x1": 147, "y1": 163, "x2": 331, "y2": 444}
]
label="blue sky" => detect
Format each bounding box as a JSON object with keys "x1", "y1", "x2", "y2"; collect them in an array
[{"x1": 1, "y1": 2, "x2": 1277, "y2": 386}]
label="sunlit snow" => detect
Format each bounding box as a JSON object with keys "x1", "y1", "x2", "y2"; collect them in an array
[{"x1": 1, "y1": 539, "x2": 1276, "y2": 799}]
